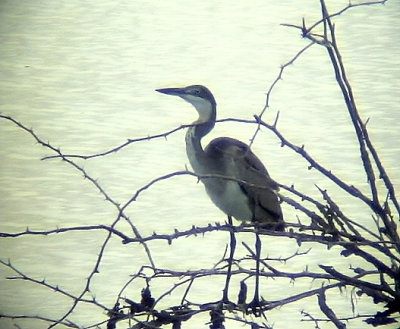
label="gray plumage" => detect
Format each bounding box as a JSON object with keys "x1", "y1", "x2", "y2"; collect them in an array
[{"x1": 156, "y1": 85, "x2": 284, "y2": 231}]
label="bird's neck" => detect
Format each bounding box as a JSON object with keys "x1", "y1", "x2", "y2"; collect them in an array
[
  {"x1": 185, "y1": 121, "x2": 213, "y2": 173},
  {"x1": 185, "y1": 108, "x2": 216, "y2": 174}
]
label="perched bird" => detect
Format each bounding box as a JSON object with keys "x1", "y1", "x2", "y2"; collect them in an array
[
  {"x1": 156, "y1": 84, "x2": 284, "y2": 312},
  {"x1": 156, "y1": 85, "x2": 284, "y2": 230}
]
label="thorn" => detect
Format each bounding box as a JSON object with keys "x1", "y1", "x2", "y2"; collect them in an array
[
  {"x1": 302, "y1": 17, "x2": 307, "y2": 37},
  {"x1": 273, "y1": 111, "x2": 280, "y2": 128},
  {"x1": 296, "y1": 236, "x2": 302, "y2": 247}
]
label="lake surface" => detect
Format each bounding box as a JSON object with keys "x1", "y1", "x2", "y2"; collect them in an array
[{"x1": 1, "y1": 1, "x2": 399, "y2": 328}]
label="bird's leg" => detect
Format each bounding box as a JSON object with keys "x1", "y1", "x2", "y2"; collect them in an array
[
  {"x1": 247, "y1": 231, "x2": 262, "y2": 316},
  {"x1": 222, "y1": 215, "x2": 236, "y2": 304}
]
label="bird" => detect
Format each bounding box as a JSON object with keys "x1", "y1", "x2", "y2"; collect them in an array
[{"x1": 156, "y1": 84, "x2": 284, "y2": 314}]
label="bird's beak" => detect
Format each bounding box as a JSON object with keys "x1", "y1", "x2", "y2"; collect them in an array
[{"x1": 155, "y1": 87, "x2": 186, "y2": 97}]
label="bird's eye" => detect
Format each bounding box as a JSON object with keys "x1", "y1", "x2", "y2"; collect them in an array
[{"x1": 193, "y1": 89, "x2": 200, "y2": 95}]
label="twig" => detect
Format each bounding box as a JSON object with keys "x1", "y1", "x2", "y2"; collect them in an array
[{"x1": 249, "y1": 42, "x2": 315, "y2": 147}]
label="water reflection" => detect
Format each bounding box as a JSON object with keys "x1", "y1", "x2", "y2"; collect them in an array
[{"x1": 0, "y1": 1, "x2": 399, "y2": 328}]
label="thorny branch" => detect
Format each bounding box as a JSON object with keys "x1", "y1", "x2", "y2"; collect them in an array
[{"x1": 1, "y1": 1, "x2": 399, "y2": 328}]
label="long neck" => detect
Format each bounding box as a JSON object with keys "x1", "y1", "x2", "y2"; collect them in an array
[{"x1": 185, "y1": 105, "x2": 216, "y2": 174}]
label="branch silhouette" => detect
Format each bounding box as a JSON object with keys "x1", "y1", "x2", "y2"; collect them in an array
[{"x1": 1, "y1": 1, "x2": 398, "y2": 328}]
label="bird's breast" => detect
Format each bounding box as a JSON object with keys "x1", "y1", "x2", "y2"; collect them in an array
[
  {"x1": 203, "y1": 179, "x2": 253, "y2": 221},
  {"x1": 185, "y1": 129, "x2": 253, "y2": 221}
]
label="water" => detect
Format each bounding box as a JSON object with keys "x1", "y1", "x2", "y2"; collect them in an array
[{"x1": 1, "y1": 0, "x2": 399, "y2": 328}]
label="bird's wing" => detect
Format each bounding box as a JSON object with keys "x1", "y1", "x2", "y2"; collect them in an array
[
  {"x1": 206, "y1": 137, "x2": 283, "y2": 229},
  {"x1": 206, "y1": 137, "x2": 278, "y2": 189}
]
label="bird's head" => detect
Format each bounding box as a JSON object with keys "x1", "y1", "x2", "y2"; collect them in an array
[{"x1": 156, "y1": 85, "x2": 216, "y2": 123}]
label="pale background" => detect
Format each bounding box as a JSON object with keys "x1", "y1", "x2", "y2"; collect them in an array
[{"x1": 0, "y1": 0, "x2": 399, "y2": 328}]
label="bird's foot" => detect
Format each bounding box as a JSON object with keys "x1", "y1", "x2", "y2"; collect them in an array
[
  {"x1": 221, "y1": 293, "x2": 236, "y2": 309},
  {"x1": 246, "y1": 297, "x2": 265, "y2": 317},
  {"x1": 222, "y1": 299, "x2": 236, "y2": 312}
]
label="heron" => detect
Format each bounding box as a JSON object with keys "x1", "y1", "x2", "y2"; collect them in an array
[{"x1": 156, "y1": 84, "x2": 284, "y2": 314}]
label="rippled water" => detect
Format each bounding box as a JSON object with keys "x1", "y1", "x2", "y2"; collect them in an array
[{"x1": 1, "y1": 1, "x2": 399, "y2": 328}]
